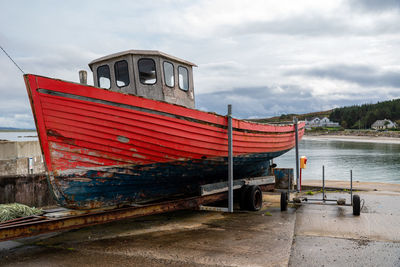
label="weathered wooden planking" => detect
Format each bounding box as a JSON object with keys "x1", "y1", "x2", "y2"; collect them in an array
[{"x1": 24, "y1": 74, "x2": 305, "y2": 209}]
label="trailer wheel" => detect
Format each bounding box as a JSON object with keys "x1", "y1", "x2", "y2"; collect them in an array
[
  {"x1": 353, "y1": 195, "x2": 361, "y2": 216},
  {"x1": 280, "y1": 192, "x2": 288, "y2": 211},
  {"x1": 239, "y1": 185, "x2": 250, "y2": 210},
  {"x1": 247, "y1": 185, "x2": 263, "y2": 211}
]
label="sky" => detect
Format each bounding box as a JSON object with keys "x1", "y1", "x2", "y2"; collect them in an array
[{"x1": 1, "y1": 0, "x2": 400, "y2": 128}]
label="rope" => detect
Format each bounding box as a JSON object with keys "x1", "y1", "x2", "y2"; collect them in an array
[{"x1": 0, "y1": 45, "x2": 25, "y2": 74}]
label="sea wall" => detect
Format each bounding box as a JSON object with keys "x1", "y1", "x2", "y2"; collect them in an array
[
  {"x1": 0, "y1": 141, "x2": 45, "y2": 176},
  {"x1": 0, "y1": 141, "x2": 54, "y2": 207}
]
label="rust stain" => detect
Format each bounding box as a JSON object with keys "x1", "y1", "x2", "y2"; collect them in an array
[{"x1": 47, "y1": 129, "x2": 76, "y2": 145}]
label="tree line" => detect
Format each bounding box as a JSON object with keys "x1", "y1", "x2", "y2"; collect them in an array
[{"x1": 329, "y1": 99, "x2": 400, "y2": 129}]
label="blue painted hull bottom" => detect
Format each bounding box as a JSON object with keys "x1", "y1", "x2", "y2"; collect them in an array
[{"x1": 53, "y1": 150, "x2": 289, "y2": 209}]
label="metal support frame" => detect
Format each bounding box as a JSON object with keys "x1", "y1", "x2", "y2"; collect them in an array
[
  {"x1": 0, "y1": 193, "x2": 228, "y2": 242},
  {"x1": 297, "y1": 166, "x2": 355, "y2": 205},
  {"x1": 294, "y1": 117, "x2": 300, "y2": 192},
  {"x1": 287, "y1": 163, "x2": 291, "y2": 202},
  {"x1": 228, "y1": 104, "x2": 233, "y2": 213},
  {"x1": 322, "y1": 165, "x2": 325, "y2": 201},
  {"x1": 0, "y1": 176, "x2": 276, "y2": 241},
  {"x1": 350, "y1": 170, "x2": 353, "y2": 206},
  {"x1": 200, "y1": 176, "x2": 275, "y2": 196}
]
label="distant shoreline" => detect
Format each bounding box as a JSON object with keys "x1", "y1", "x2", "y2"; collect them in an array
[
  {"x1": 0, "y1": 129, "x2": 36, "y2": 132},
  {"x1": 303, "y1": 134, "x2": 400, "y2": 144},
  {"x1": 304, "y1": 129, "x2": 400, "y2": 144}
]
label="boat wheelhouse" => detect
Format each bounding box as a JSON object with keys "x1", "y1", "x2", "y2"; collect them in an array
[{"x1": 88, "y1": 50, "x2": 196, "y2": 108}]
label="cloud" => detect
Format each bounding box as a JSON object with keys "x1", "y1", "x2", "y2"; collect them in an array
[
  {"x1": 349, "y1": 0, "x2": 400, "y2": 12},
  {"x1": 1, "y1": 1, "x2": 400, "y2": 127},
  {"x1": 286, "y1": 64, "x2": 400, "y2": 88},
  {"x1": 197, "y1": 85, "x2": 328, "y2": 119},
  {"x1": 221, "y1": 9, "x2": 400, "y2": 37}
]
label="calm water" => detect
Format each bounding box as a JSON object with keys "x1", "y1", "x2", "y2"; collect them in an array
[
  {"x1": 0, "y1": 131, "x2": 38, "y2": 141},
  {"x1": 274, "y1": 137, "x2": 400, "y2": 184},
  {"x1": 1, "y1": 131, "x2": 400, "y2": 183}
]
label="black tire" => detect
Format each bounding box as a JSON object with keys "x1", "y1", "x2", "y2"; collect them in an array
[
  {"x1": 353, "y1": 194, "x2": 360, "y2": 216},
  {"x1": 239, "y1": 185, "x2": 250, "y2": 210},
  {"x1": 246, "y1": 185, "x2": 263, "y2": 211},
  {"x1": 281, "y1": 192, "x2": 288, "y2": 211}
]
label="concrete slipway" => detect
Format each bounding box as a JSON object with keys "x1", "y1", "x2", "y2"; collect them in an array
[{"x1": 1, "y1": 180, "x2": 400, "y2": 267}]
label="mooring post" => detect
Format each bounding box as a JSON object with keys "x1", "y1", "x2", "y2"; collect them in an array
[
  {"x1": 294, "y1": 117, "x2": 300, "y2": 192},
  {"x1": 228, "y1": 104, "x2": 233, "y2": 213}
]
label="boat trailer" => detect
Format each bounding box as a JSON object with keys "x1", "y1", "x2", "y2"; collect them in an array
[
  {"x1": 280, "y1": 166, "x2": 362, "y2": 216},
  {"x1": 0, "y1": 176, "x2": 274, "y2": 242}
]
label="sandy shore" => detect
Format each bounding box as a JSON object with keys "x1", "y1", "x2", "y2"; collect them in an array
[
  {"x1": 303, "y1": 134, "x2": 400, "y2": 144},
  {"x1": 302, "y1": 179, "x2": 400, "y2": 192}
]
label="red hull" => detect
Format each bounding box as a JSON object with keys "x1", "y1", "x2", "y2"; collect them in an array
[{"x1": 25, "y1": 74, "x2": 305, "y2": 208}]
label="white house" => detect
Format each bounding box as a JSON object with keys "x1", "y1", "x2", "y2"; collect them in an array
[
  {"x1": 305, "y1": 117, "x2": 340, "y2": 129},
  {"x1": 371, "y1": 119, "x2": 397, "y2": 130}
]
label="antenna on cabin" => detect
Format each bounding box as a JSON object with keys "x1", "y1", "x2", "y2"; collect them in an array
[{"x1": 0, "y1": 45, "x2": 25, "y2": 74}]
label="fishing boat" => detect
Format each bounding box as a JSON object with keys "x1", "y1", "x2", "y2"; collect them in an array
[{"x1": 24, "y1": 50, "x2": 305, "y2": 209}]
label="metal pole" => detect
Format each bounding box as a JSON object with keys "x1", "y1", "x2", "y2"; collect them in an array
[
  {"x1": 350, "y1": 170, "x2": 353, "y2": 206},
  {"x1": 228, "y1": 104, "x2": 233, "y2": 213},
  {"x1": 322, "y1": 165, "x2": 325, "y2": 201},
  {"x1": 294, "y1": 117, "x2": 300, "y2": 191},
  {"x1": 288, "y1": 163, "x2": 291, "y2": 201}
]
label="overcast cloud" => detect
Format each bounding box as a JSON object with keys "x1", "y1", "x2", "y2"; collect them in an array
[{"x1": 1, "y1": 0, "x2": 400, "y2": 128}]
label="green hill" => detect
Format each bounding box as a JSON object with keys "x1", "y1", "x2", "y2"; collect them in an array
[
  {"x1": 329, "y1": 99, "x2": 400, "y2": 129},
  {"x1": 251, "y1": 110, "x2": 333, "y2": 123},
  {"x1": 252, "y1": 98, "x2": 400, "y2": 129}
]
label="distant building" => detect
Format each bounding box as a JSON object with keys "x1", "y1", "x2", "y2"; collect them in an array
[
  {"x1": 371, "y1": 119, "x2": 397, "y2": 130},
  {"x1": 305, "y1": 117, "x2": 340, "y2": 129}
]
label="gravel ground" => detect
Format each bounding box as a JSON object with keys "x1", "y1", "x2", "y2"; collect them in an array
[{"x1": 1, "y1": 182, "x2": 400, "y2": 266}]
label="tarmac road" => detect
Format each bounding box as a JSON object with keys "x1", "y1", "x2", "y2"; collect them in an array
[{"x1": 1, "y1": 181, "x2": 400, "y2": 266}]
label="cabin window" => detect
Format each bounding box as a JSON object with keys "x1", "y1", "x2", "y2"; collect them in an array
[
  {"x1": 163, "y1": 61, "x2": 174, "y2": 87},
  {"x1": 178, "y1": 66, "x2": 189, "y2": 91},
  {"x1": 114, "y1": 60, "x2": 130, "y2": 87},
  {"x1": 97, "y1": 65, "x2": 111, "y2": 89},
  {"x1": 138, "y1": 58, "x2": 157, "y2": 85}
]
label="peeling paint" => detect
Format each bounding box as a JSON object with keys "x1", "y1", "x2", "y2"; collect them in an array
[
  {"x1": 117, "y1": 136, "x2": 130, "y2": 143},
  {"x1": 132, "y1": 153, "x2": 146, "y2": 159},
  {"x1": 50, "y1": 152, "x2": 283, "y2": 209},
  {"x1": 67, "y1": 177, "x2": 92, "y2": 182}
]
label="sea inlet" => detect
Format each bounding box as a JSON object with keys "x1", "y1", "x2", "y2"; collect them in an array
[{"x1": 275, "y1": 136, "x2": 400, "y2": 184}]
